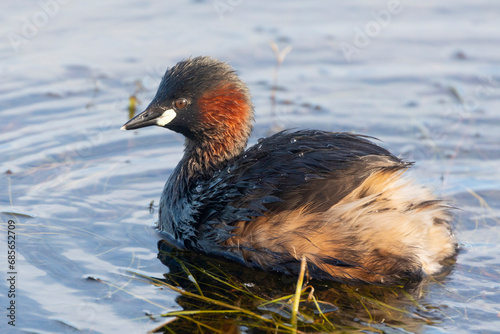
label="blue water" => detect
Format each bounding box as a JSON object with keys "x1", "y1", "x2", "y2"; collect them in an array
[{"x1": 1, "y1": 0, "x2": 499, "y2": 333}]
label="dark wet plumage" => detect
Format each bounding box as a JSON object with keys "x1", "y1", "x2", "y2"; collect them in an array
[{"x1": 122, "y1": 56, "x2": 457, "y2": 284}]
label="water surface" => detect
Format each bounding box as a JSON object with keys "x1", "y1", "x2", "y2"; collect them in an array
[{"x1": 1, "y1": 1, "x2": 499, "y2": 333}]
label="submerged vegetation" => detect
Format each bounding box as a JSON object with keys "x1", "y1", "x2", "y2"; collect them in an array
[{"x1": 116, "y1": 240, "x2": 456, "y2": 333}]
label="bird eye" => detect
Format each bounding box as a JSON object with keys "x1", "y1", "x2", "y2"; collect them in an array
[{"x1": 174, "y1": 98, "x2": 188, "y2": 110}]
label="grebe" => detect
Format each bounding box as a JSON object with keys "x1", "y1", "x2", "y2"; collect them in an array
[{"x1": 122, "y1": 56, "x2": 457, "y2": 284}]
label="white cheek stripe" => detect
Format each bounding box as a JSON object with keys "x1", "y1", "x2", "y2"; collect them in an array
[{"x1": 156, "y1": 109, "x2": 177, "y2": 126}]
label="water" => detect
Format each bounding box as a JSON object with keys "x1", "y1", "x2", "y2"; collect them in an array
[{"x1": 1, "y1": 0, "x2": 499, "y2": 333}]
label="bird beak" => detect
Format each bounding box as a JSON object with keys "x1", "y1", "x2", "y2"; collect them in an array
[{"x1": 121, "y1": 105, "x2": 177, "y2": 130}]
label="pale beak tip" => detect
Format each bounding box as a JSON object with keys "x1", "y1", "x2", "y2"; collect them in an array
[{"x1": 120, "y1": 125, "x2": 127, "y2": 131}]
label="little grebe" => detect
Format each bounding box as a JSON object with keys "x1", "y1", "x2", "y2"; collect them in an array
[{"x1": 122, "y1": 56, "x2": 457, "y2": 284}]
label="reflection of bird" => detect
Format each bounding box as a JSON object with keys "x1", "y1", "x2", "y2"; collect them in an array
[{"x1": 122, "y1": 56, "x2": 457, "y2": 284}]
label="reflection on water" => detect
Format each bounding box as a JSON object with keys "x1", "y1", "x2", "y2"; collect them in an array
[
  {"x1": 1, "y1": 0, "x2": 499, "y2": 333},
  {"x1": 148, "y1": 240, "x2": 456, "y2": 333}
]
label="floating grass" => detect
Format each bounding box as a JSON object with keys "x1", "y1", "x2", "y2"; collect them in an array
[
  {"x1": 290, "y1": 255, "x2": 307, "y2": 332},
  {"x1": 101, "y1": 241, "x2": 456, "y2": 333}
]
